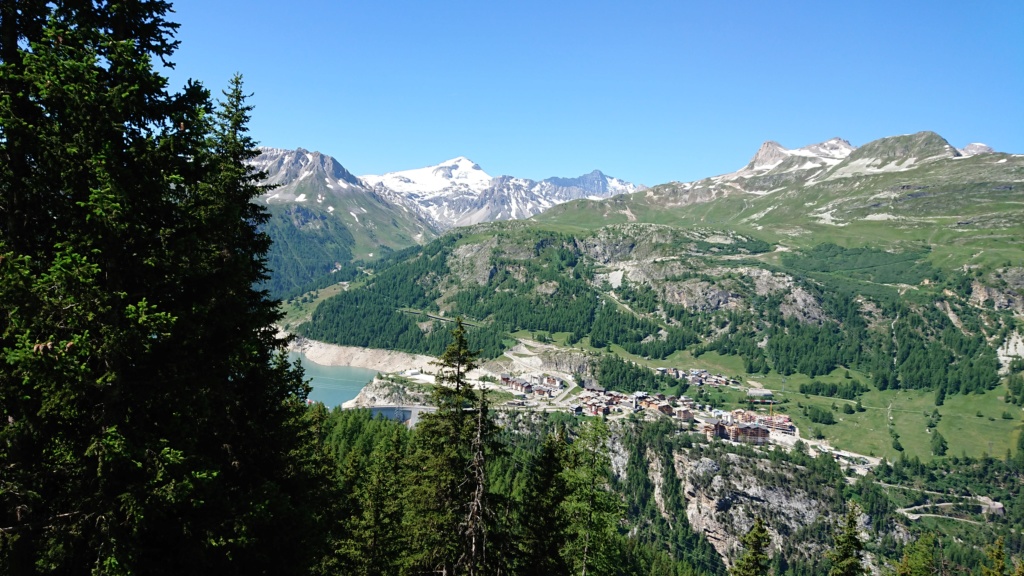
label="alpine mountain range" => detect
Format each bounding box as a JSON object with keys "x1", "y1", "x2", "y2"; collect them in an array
[
  {"x1": 252, "y1": 133, "x2": 999, "y2": 234},
  {"x1": 251, "y1": 149, "x2": 645, "y2": 231},
  {"x1": 252, "y1": 131, "x2": 1010, "y2": 296}
]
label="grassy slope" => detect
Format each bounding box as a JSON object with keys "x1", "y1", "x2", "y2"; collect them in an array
[{"x1": 536, "y1": 152, "x2": 1024, "y2": 272}]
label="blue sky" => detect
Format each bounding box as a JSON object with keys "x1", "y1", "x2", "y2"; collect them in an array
[{"x1": 166, "y1": 0, "x2": 1023, "y2": 185}]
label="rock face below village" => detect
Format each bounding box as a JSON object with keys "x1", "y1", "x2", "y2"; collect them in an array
[
  {"x1": 675, "y1": 449, "x2": 826, "y2": 560},
  {"x1": 343, "y1": 376, "x2": 432, "y2": 408},
  {"x1": 655, "y1": 443, "x2": 898, "y2": 570}
]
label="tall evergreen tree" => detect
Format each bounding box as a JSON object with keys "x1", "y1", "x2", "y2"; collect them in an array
[
  {"x1": 402, "y1": 318, "x2": 498, "y2": 575},
  {"x1": 893, "y1": 533, "x2": 939, "y2": 576},
  {"x1": 731, "y1": 516, "x2": 771, "y2": 576},
  {"x1": 515, "y1": 429, "x2": 572, "y2": 575},
  {"x1": 930, "y1": 430, "x2": 947, "y2": 456},
  {"x1": 560, "y1": 418, "x2": 623, "y2": 576},
  {"x1": 827, "y1": 503, "x2": 866, "y2": 576},
  {"x1": 0, "y1": 4, "x2": 322, "y2": 574},
  {"x1": 982, "y1": 537, "x2": 1009, "y2": 576}
]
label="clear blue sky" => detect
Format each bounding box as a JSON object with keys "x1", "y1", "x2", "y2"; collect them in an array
[{"x1": 166, "y1": 0, "x2": 1023, "y2": 185}]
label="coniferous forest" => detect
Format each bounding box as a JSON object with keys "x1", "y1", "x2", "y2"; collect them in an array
[{"x1": 4, "y1": 3, "x2": 1024, "y2": 576}]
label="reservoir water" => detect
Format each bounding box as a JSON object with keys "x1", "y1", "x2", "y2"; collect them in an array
[{"x1": 288, "y1": 351, "x2": 378, "y2": 408}]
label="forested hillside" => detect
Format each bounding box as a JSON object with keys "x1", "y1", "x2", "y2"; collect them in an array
[
  {"x1": 308, "y1": 346, "x2": 1024, "y2": 575},
  {"x1": 298, "y1": 220, "x2": 1018, "y2": 403}
]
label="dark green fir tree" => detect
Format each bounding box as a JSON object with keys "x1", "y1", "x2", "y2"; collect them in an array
[
  {"x1": 0, "y1": 4, "x2": 324, "y2": 574},
  {"x1": 731, "y1": 516, "x2": 771, "y2": 576}
]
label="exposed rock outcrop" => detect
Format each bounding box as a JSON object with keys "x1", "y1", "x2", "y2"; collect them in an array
[{"x1": 343, "y1": 376, "x2": 432, "y2": 408}]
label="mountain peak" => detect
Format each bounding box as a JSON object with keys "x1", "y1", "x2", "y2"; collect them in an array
[
  {"x1": 747, "y1": 141, "x2": 791, "y2": 171},
  {"x1": 252, "y1": 147, "x2": 361, "y2": 189},
  {"x1": 800, "y1": 137, "x2": 855, "y2": 159},
  {"x1": 960, "y1": 143, "x2": 995, "y2": 156},
  {"x1": 441, "y1": 155, "x2": 479, "y2": 166},
  {"x1": 361, "y1": 157, "x2": 493, "y2": 196},
  {"x1": 845, "y1": 131, "x2": 959, "y2": 164}
]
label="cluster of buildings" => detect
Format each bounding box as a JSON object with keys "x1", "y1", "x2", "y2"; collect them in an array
[
  {"x1": 499, "y1": 373, "x2": 565, "y2": 399},
  {"x1": 721, "y1": 408, "x2": 794, "y2": 434},
  {"x1": 571, "y1": 389, "x2": 632, "y2": 416},
  {"x1": 701, "y1": 408, "x2": 795, "y2": 445},
  {"x1": 656, "y1": 368, "x2": 739, "y2": 388},
  {"x1": 498, "y1": 368, "x2": 798, "y2": 450},
  {"x1": 633, "y1": 391, "x2": 695, "y2": 421},
  {"x1": 569, "y1": 390, "x2": 697, "y2": 421}
]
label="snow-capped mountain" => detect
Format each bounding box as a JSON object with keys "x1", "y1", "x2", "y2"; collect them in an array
[
  {"x1": 361, "y1": 157, "x2": 644, "y2": 229},
  {"x1": 741, "y1": 137, "x2": 855, "y2": 174},
  {"x1": 361, "y1": 156, "x2": 492, "y2": 197},
  {"x1": 252, "y1": 147, "x2": 365, "y2": 201}
]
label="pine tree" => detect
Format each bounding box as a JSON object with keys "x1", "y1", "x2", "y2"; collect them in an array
[
  {"x1": 982, "y1": 537, "x2": 1009, "y2": 576},
  {"x1": 560, "y1": 418, "x2": 623, "y2": 576},
  {"x1": 339, "y1": 425, "x2": 408, "y2": 576},
  {"x1": 827, "y1": 503, "x2": 866, "y2": 576},
  {"x1": 0, "y1": 5, "x2": 322, "y2": 574},
  {"x1": 402, "y1": 318, "x2": 497, "y2": 575},
  {"x1": 731, "y1": 516, "x2": 771, "y2": 576},
  {"x1": 930, "y1": 431, "x2": 948, "y2": 456},
  {"x1": 515, "y1": 429, "x2": 572, "y2": 575},
  {"x1": 893, "y1": 533, "x2": 939, "y2": 576}
]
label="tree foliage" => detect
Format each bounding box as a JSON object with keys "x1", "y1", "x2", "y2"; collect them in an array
[
  {"x1": 731, "y1": 517, "x2": 771, "y2": 576},
  {"x1": 0, "y1": 6, "x2": 321, "y2": 574},
  {"x1": 827, "y1": 503, "x2": 866, "y2": 576}
]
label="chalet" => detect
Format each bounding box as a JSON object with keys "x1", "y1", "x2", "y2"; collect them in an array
[
  {"x1": 674, "y1": 407, "x2": 693, "y2": 421},
  {"x1": 543, "y1": 375, "x2": 563, "y2": 387},
  {"x1": 703, "y1": 418, "x2": 727, "y2": 441},
  {"x1": 656, "y1": 402, "x2": 674, "y2": 416}
]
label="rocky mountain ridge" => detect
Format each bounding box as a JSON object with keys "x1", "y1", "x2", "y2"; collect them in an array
[
  {"x1": 360, "y1": 156, "x2": 644, "y2": 229},
  {"x1": 249, "y1": 147, "x2": 438, "y2": 296},
  {"x1": 253, "y1": 148, "x2": 645, "y2": 232}
]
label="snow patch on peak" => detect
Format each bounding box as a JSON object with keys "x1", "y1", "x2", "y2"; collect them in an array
[
  {"x1": 361, "y1": 156, "x2": 493, "y2": 196},
  {"x1": 799, "y1": 137, "x2": 855, "y2": 160}
]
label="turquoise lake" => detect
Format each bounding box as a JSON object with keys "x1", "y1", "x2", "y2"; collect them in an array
[{"x1": 288, "y1": 352, "x2": 378, "y2": 408}]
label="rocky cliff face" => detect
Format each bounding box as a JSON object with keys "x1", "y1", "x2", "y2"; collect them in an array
[
  {"x1": 666, "y1": 443, "x2": 898, "y2": 570},
  {"x1": 344, "y1": 376, "x2": 432, "y2": 408},
  {"x1": 971, "y1": 280, "x2": 1024, "y2": 315}
]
